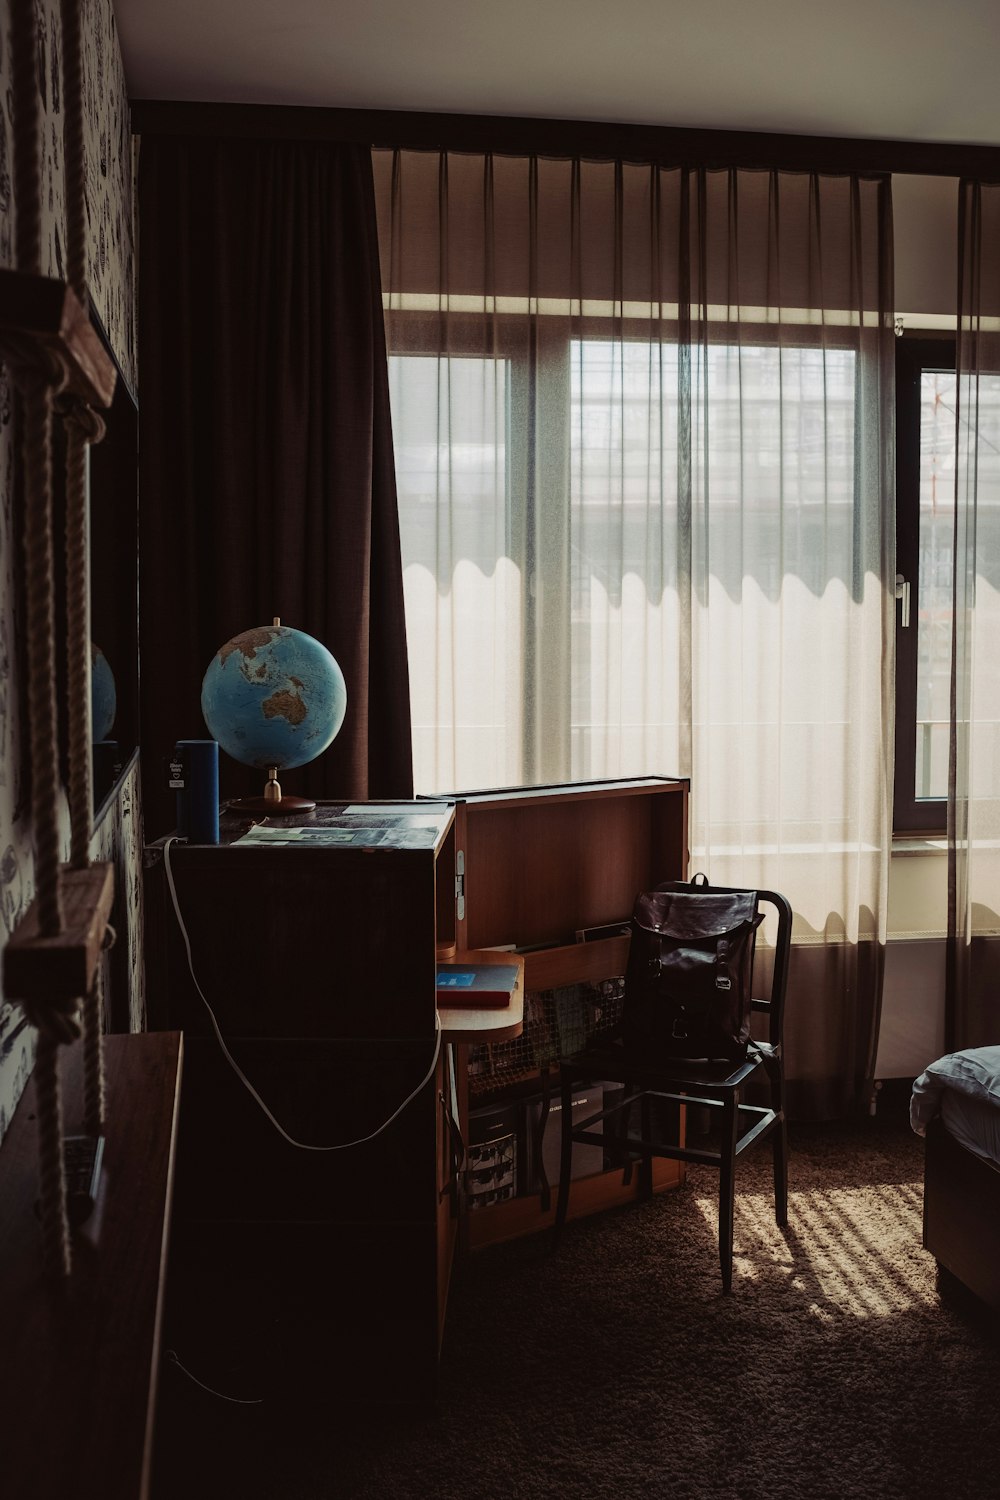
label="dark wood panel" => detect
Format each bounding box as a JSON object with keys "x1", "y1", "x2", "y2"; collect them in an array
[
  {"x1": 130, "y1": 99, "x2": 1000, "y2": 181},
  {"x1": 459, "y1": 782, "x2": 687, "y2": 951},
  {"x1": 0, "y1": 268, "x2": 118, "y2": 406},
  {"x1": 165, "y1": 1218, "x2": 440, "y2": 1408},
  {"x1": 145, "y1": 809, "x2": 458, "y2": 1404},
  {"x1": 520, "y1": 933, "x2": 629, "y2": 991},
  {"x1": 148, "y1": 844, "x2": 439, "y2": 1038},
  {"x1": 3, "y1": 862, "x2": 115, "y2": 1003},
  {"x1": 652, "y1": 783, "x2": 690, "y2": 881},
  {"x1": 172, "y1": 1038, "x2": 442, "y2": 1225},
  {"x1": 0, "y1": 1032, "x2": 182, "y2": 1500},
  {"x1": 924, "y1": 1116, "x2": 1000, "y2": 1312}
]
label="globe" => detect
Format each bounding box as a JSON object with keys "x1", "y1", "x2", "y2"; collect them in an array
[
  {"x1": 91, "y1": 642, "x2": 117, "y2": 741},
  {"x1": 201, "y1": 624, "x2": 347, "y2": 805}
]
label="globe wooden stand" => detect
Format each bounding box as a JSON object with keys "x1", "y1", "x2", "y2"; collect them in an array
[{"x1": 230, "y1": 765, "x2": 316, "y2": 815}]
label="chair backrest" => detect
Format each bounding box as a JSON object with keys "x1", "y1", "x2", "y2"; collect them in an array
[{"x1": 670, "y1": 879, "x2": 793, "y2": 1051}]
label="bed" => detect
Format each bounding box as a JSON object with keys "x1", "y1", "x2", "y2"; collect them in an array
[{"x1": 911, "y1": 1047, "x2": 1000, "y2": 1312}]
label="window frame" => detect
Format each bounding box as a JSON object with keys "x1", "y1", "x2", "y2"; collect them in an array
[
  {"x1": 388, "y1": 310, "x2": 882, "y2": 811},
  {"x1": 893, "y1": 334, "x2": 956, "y2": 835}
]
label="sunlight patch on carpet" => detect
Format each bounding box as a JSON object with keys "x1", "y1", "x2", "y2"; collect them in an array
[{"x1": 691, "y1": 1180, "x2": 937, "y2": 1315}]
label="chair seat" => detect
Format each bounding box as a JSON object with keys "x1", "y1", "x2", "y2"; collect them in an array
[{"x1": 561, "y1": 1037, "x2": 766, "y2": 1093}]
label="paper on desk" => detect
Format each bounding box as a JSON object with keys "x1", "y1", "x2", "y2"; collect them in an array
[
  {"x1": 234, "y1": 822, "x2": 442, "y2": 849},
  {"x1": 236, "y1": 826, "x2": 359, "y2": 845},
  {"x1": 342, "y1": 803, "x2": 452, "y2": 817}
]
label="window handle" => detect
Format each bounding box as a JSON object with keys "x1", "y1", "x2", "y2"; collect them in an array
[{"x1": 895, "y1": 573, "x2": 911, "y2": 629}]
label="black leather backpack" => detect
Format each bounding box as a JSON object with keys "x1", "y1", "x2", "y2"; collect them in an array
[{"x1": 623, "y1": 873, "x2": 764, "y2": 1062}]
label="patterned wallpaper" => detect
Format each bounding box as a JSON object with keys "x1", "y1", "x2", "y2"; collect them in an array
[{"x1": 0, "y1": 0, "x2": 139, "y2": 1145}]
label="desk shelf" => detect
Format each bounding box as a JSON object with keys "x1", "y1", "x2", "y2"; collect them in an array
[
  {"x1": 440, "y1": 777, "x2": 690, "y2": 1251},
  {"x1": 465, "y1": 1158, "x2": 684, "y2": 1250},
  {"x1": 521, "y1": 933, "x2": 631, "y2": 992}
]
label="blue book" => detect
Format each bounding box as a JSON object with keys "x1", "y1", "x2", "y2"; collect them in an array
[{"x1": 436, "y1": 963, "x2": 519, "y2": 1009}]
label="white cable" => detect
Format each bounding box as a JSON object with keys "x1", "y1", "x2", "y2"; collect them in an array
[
  {"x1": 162, "y1": 836, "x2": 442, "y2": 1152},
  {"x1": 164, "y1": 1349, "x2": 263, "y2": 1405}
]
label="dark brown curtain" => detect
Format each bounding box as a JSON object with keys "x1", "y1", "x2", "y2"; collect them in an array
[{"x1": 138, "y1": 136, "x2": 412, "y2": 836}]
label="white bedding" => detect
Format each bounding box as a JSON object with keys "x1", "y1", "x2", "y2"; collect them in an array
[{"x1": 911, "y1": 1045, "x2": 1000, "y2": 1168}]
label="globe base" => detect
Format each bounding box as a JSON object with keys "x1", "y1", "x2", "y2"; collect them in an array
[{"x1": 230, "y1": 793, "x2": 317, "y2": 814}]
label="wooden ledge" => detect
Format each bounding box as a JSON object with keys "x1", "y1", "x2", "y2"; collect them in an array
[
  {"x1": 438, "y1": 950, "x2": 525, "y2": 1044},
  {"x1": 0, "y1": 269, "x2": 117, "y2": 408},
  {"x1": 3, "y1": 863, "x2": 115, "y2": 1002}
]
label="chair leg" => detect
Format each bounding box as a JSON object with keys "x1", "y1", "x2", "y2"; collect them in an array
[
  {"x1": 552, "y1": 1072, "x2": 575, "y2": 1245},
  {"x1": 613, "y1": 1084, "x2": 636, "y2": 1185},
  {"x1": 770, "y1": 1065, "x2": 788, "y2": 1229},
  {"x1": 638, "y1": 1092, "x2": 654, "y2": 1198},
  {"x1": 718, "y1": 1093, "x2": 739, "y2": 1293},
  {"x1": 773, "y1": 1114, "x2": 788, "y2": 1229},
  {"x1": 535, "y1": 1066, "x2": 552, "y2": 1214}
]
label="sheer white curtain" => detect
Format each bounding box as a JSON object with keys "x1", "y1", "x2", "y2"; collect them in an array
[
  {"x1": 949, "y1": 181, "x2": 1000, "y2": 1048},
  {"x1": 375, "y1": 152, "x2": 896, "y2": 1115}
]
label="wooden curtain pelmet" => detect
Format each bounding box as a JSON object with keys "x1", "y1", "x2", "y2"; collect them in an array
[
  {"x1": 131, "y1": 99, "x2": 1000, "y2": 184},
  {"x1": 0, "y1": 0, "x2": 117, "y2": 1276}
]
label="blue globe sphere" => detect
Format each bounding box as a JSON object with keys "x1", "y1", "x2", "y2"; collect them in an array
[
  {"x1": 91, "y1": 643, "x2": 117, "y2": 741},
  {"x1": 201, "y1": 624, "x2": 347, "y2": 771}
]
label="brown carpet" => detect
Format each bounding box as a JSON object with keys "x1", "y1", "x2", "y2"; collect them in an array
[{"x1": 154, "y1": 1114, "x2": 1000, "y2": 1499}]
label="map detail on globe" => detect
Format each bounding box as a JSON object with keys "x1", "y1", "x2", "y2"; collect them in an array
[{"x1": 201, "y1": 625, "x2": 347, "y2": 771}]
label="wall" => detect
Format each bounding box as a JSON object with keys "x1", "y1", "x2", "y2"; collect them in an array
[
  {"x1": 0, "y1": 0, "x2": 139, "y2": 1145},
  {"x1": 893, "y1": 173, "x2": 959, "y2": 329}
]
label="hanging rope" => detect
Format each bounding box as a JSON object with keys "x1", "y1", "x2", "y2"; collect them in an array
[
  {"x1": 32, "y1": 1032, "x2": 72, "y2": 1278},
  {"x1": 6, "y1": 0, "x2": 113, "y2": 1272},
  {"x1": 82, "y1": 939, "x2": 111, "y2": 1136},
  {"x1": 11, "y1": 0, "x2": 40, "y2": 280},
  {"x1": 59, "y1": 0, "x2": 109, "y2": 1138},
  {"x1": 60, "y1": 0, "x2": 87, "y2": 305},
  {"x1": 9, "y1": 0, "x2": 74, "y2": 1277},
  {"x1": 12, "y1": 0, "x2": 65, "y2": 936}
]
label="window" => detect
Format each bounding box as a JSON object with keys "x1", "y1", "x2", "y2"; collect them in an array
[
  {"x1": 894, "y1": 338, "x2": 955, "y2": 833},
  {"x1": 567, "y1": 338, "x2": 860, "y2": 828},
  {"x1": 389, "y1": 352, "x2": 522, "y2": 791},
  {"x1": 390, "y1": 328, "x2": 869, "y2": 836}
]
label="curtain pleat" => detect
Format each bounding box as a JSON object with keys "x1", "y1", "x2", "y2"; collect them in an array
[
  {"x1": 138, "y1": 137, "x2": 412, "y2": 836},
  {"x1": 947, "y1": 181, "x2": 1000, "y2": 1049},
  {"x1": 374, "y1": 149, "x2": 895, "y2": 1118}
]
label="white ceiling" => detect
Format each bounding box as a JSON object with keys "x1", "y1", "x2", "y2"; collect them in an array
[{"x1": 115, "y1": 0, "x2": 1000, "y2": 147}]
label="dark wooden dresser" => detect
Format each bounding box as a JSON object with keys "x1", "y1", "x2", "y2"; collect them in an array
[{"x1": 145, "y1": 802, "x2": 461, "y2": 1409}]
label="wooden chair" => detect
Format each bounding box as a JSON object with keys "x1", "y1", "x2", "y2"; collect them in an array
[{"x1": 553, "y1": 883, "x2": 792, "y2": 1292}]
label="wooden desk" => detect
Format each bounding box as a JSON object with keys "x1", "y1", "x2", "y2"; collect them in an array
[
  {"x1": 145, "y1": 780, "x2": 688, "y2": 1400},
  {"x1": 0, "y1": 1031, "x2": 182, "y2": 1500}
]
